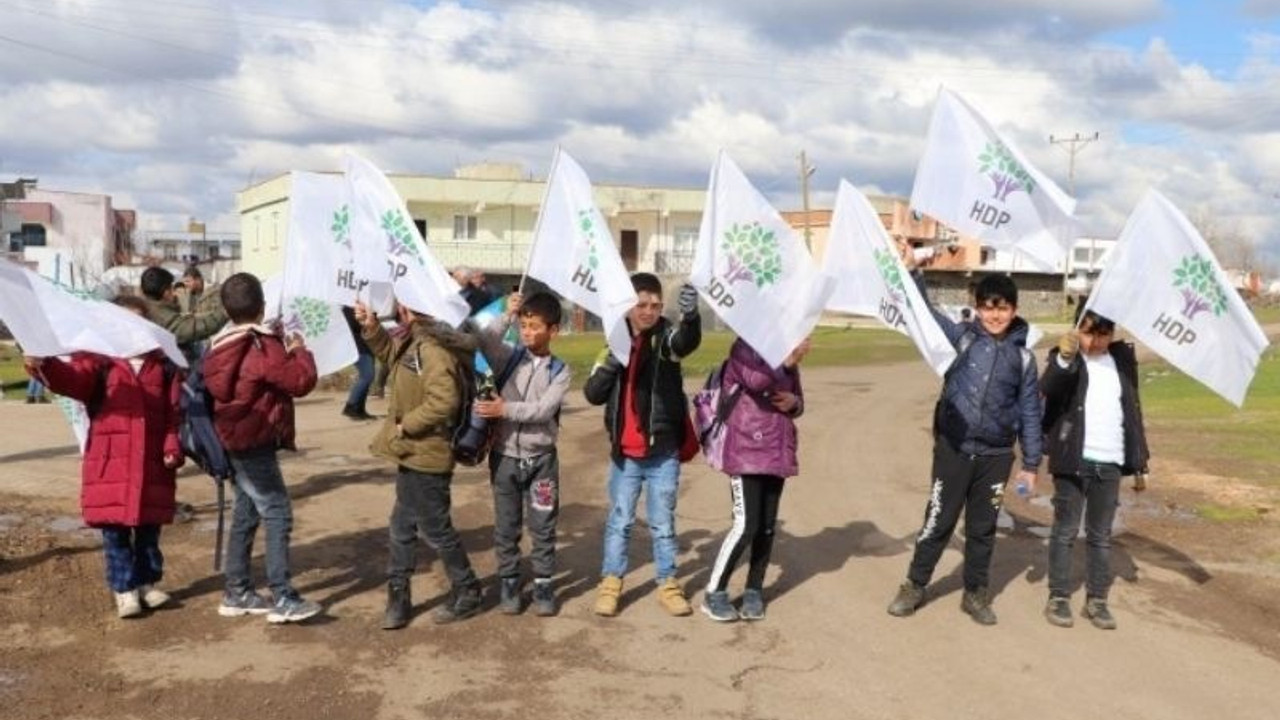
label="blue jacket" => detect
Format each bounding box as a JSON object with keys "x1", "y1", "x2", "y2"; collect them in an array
[{"x1": 917, "y1": 277, "x2": 1043, "y2": 471}]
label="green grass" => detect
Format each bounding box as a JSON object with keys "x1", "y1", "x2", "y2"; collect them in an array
[
  {"x1": 1251, "y1": 305, "x2": 1280, "y2": 324},
  {"x1": 1140, "y1": 348, "x2": 1280, "y2": 487},
  {"x1": 0, "y1": 344, "x2": 27, "y2": 400},
  {"x1": 553, "y1": 326, "x2": 919, "y2": 386},
  {"x1": 1195, "y1": 504, "x2": 1265, "y2": 523}
]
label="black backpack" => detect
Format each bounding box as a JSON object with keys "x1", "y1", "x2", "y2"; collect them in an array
[{"x1": 451, "y1": 347, "x2": 566, "y2": 466}]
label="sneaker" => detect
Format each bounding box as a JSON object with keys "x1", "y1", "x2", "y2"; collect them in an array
[
  {"x1": 700, "y1": 590, "x2": 738, "y2": 622},
  {"x1": 341, "y1": 405, "x2": 374, "y2": 421},
  {"x1": 887, "y1": 581, "x2": 926, "y2": 617},
  {"x1": 961, "y1": 587, "x2": 998, "y2": 626},
  {"x1": 267, "y1": 594, "x2": 322, "y2": 624},
  {"x1": 657, "y1": 577, "x2": 692, "y2": 617},
  {"x1": 532, "y1": 579, "x2": 557, "y2": 617},
  {"x1": 432, "y1": 586, "x2": 482, "y2": 625},
  {"x1": 498, "y1": 576, "x2": 523, "y2": 616},
  {"x1": 1083, "y1": 597, "x2": 1117, "y2": 630},
  {"x1": 218, "y1": 589, "x2": 272, "y2": 617},
  {"x1": 139, "y1": 585, "x2": 171, "y2": 609},
  {"x1": 593, "y1": 575, "x2": 623, "y2": 617},
  {"x1": 115, "y1": 590, "x2": 143, "y2": 619},
  {"x1": 1044, "y1": 596, "x2": 1074, "y2": 628},
  {"x1": 739, "y1": 588, "x2": 766, "y2": 621}
]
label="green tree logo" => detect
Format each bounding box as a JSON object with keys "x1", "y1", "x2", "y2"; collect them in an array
[
  {"x1": 381, "y1": 209, "x2": 423, "y2": 266},
  {"x1": 331, "y1": 204, "x2": 351, "y2": 249},
  {"x1": 977, "y1": 141, "x2": 1036, "y2": 203},
  {"x1": 720, "y1": 222, "x2": 782, "y2": 289},
  {"x1": 873, "y1": 247, "x2": 907, "y2": 305},
  {"x1": 577, "y1": 209, "x2": 600, "y2": 270},
  {"x1": 1173, "y1": 254, "x2": 1228, "y2": 320},
  {"x1": 283, "y1": 297, "x2": 331, "y2": 337}
]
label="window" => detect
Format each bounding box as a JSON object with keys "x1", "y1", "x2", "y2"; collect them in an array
[
  {"x1": 18, "y1": 223, "x2": 46, "y2": 247},
  {"x1": 414, "y1": 219, "x2": 427, "y2": 239},
  {"x1": 1073, "y1": 247, "x2": 1091, "y2": 264},
  {"x1": 453, "y1": 214, "x2": 477, "y2": 240},
  {"x1": 162, "y1": 244, "x2": 177, "y2": 260},
  {"x1": 672, "y1": 227, "x2": 697, "y2": 257}
]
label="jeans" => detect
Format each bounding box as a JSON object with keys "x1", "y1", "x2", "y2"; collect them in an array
[
  {"x1": 387, "y1": 467, "x2": 478, "y2": 590},
  {"x1": 1049, "y1": 462, "x2": 1122, "y2": 599},
  {"x1": 101, "y1": 525, "x2": 163, "y2": 593},
  {"x1": 600, "y1": 452, "x2": 680, "y2": 580},
  {"x1": 224, "y1": 448, "x2": 297, "y2": 601},
  {"x1": 490, "y1": 452, "x2": 559, "y2": 580},
  {"x1": 707, "y1": 475, "x2": 785, "y2": 593},
  {"x1": 907, "y1": 439, "x2": 1014, "y2": 591},
  {"x1": 26, "y1": 378, "x2": 44, "y2": 399},
  {"x1": 345, "y1": 352, "x2": 374, "y2": 410}
]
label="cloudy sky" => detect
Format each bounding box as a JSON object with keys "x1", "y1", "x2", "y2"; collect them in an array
[{"x1": 2, "y1": 0, "x2": 1278, "y2": 264}]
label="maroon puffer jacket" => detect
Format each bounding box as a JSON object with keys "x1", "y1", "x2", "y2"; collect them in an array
[
  {"x1": 204, "y1": 325, "x2": 317, "y2": 453},
  {"x1": 718, "y1": 338, "x2": 805, "y2": 478},
  {"x1": 31, "y1": 351, "x2": 183, "y2": 527}
]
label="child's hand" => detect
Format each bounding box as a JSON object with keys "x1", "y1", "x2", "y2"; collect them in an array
[
  {"x1": 1013, "y1": 469, "x2": 1037, "y2": 496},
  {"x1": 784, "y1": 338, "x2": 812, "y2": 368},
  {"x1": 769, "y1": 391, "x2": 799, "y2": 413},
  {"x1": 354, "y1": 300, "x2": 378, "y2": 330},
  {"x1": 22, "y1": 356, "x2": 44, "y2": 373},
  {"x1": 474, "y1": 397, "x2": 505, "y2": 419},
  {"x1": 163, "y1": 453, "x2": 183, "y2": 469},
  {"x1": 506, "y1": 293, "x2": 523, "y2": 317},
  {"x1": 285, "y1": 333, "x2": 305, "y2": 352}
]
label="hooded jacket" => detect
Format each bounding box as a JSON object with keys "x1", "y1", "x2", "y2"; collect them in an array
[
  {"x1": 718, "y1": 339, "x2": 804, "y2": 478},
  {"x1": 204, "y1": 323, "x2": 317, "y2": 453}
]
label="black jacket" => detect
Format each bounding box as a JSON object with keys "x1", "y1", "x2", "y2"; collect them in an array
[
  {"x1": 1041, "y1": 342, "x2": 1150, "y2": 477},
  {"x1": 583, "y1": 313, "x2": 702, "y2": 458}
]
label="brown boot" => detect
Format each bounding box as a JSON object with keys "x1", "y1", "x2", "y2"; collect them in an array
[
  {"x1": 657, "y1": 577, "x2": 692, "y2": 616},
  {"x1": 593, "y1": 576, "x2": 623, "y2": 617}
]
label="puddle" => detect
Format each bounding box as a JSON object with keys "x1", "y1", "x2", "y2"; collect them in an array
[
  {"x1": 48, "y1": 516, "x2": 91, "y2": 534},
  {"x1": 0, "y1": 514, "x2": 20, "y2": 531}
]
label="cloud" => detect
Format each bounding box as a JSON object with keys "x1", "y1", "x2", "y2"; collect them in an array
[{"x1": 1242, "y1": 0, "x2": 1280, "y2": 18}]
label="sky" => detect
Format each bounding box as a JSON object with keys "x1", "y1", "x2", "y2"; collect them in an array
[{"x1": 1, "y1": 0, "x2": 1277, "y2": 266}]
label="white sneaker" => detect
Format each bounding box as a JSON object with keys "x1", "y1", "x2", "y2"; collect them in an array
[
  {"x1": 115, "y1": 590, "x2": 143, "y2": 619},
  {"x1": 139, "y1": 585, "x2": 171, "y2": 609}
]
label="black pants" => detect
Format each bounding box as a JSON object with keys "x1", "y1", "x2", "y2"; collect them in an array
[
  {"x1": 707, "y1": 474, "x2": 785, "y2": 593},
  {"x1": 907, "y1": 440, "x2": 1014, "y2": 591},
  {"x1": 1048, "y1": 462, "x2": 1122, "y2": 599},
  {"x1": 387, "y1": 467, "x2": 478, "y2": 591},
  {"x1": 490, "y1": 451, "x2": 559, "y2": 580}
]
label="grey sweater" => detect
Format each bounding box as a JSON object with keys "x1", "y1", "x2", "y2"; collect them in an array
[{"x1": 475, "y1": 317, "x2": 571, "y2": 459}]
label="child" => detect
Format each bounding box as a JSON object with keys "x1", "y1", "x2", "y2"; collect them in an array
[
  {"x1": 472, "y1": 292, "x2": 571, "y2": 617},
  {"x1": 138, "y1": 266, "x2": 228, "y2": 364},
  {"x1": 702, "y1": 336, "x2": 810, "y2": 622},
  {"x1": 354, "y1": 300, "x2": 483, "y2": 630},
  {"x1": 1041, "y1": 309, "x2": 1150, "y2": 630},
  {"x1": 887, "y1": 256, "x2": 1042, "y2": 626},
  {"x1": 203, "y1": 273, "x2": 321, "y2": 624},
  {"x1": 24, "y1": 295, "x2": 184, "y2": 618},
  {"x1": 583, "y1": 274, "x2": 702, "y2": 617}
]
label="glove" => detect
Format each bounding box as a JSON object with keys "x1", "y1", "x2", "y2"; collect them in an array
[
  {"x1": 677, "y1": 283, "x2": 699, "y2": 317},
  {"x1": 1057, "y1": 330, "x2": 1080, "y2": 361}
]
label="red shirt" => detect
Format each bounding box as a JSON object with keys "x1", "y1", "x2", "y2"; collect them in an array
[{"x1": 619, "y1": 338, "x2": 647, "y2": 458}]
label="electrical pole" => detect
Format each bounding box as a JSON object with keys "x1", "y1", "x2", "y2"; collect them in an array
[
  {"x1": 799, "y1": 150, "x2": 816, "y2": 251},
  {"x1": 1049, "y1": 131, "x2": 1099, "y2": 314}
]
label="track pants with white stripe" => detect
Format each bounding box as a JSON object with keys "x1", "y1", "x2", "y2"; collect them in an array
[{"x1": 707, "y1": 474, "x2": 786, "y2": 592}]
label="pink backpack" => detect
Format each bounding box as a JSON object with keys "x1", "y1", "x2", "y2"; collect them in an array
[{"x1": 691, "y1": 361, "x2": 744, "y2": 471}]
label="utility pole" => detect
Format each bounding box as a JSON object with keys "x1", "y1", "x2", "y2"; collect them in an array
[
  {"x1": 799, "y1": 150, "x2": 816, "y2": 251},
  {"x1": 1049, "y1": 131, "x2": 1099, "y2": 314}
]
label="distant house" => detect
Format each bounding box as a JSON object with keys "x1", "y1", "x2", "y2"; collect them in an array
[{"x1": 1, "y1": 178, "x2": 134, "y2": 288}]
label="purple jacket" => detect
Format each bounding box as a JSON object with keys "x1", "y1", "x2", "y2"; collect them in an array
[{"x1": 719, "y1": 339, "x2": 804, "y2": 478}]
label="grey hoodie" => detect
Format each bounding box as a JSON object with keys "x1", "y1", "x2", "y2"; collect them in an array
[{"x1": 474, "y1": 317, "x2": 571, "y2": 459}]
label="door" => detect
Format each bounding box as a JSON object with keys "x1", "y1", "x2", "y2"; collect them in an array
[{"x1": 620, "y1": 229, "x2": 638, "y2": 271}]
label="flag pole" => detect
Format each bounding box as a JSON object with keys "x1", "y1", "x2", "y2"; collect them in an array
[{"x1": 518, "y1": 146, "x2": 562, "y2": 295}]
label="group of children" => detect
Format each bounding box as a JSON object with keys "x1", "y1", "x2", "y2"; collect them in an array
[{"x1": 24, "y1": 258, "x2": 1150, "y2": 631}]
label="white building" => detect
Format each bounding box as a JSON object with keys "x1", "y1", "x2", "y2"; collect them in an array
[
  {"x1": 137, "y1": 225, "x2": 240, "y2": 263},
  {"x1": 2, "y1": 179, "x2": 134, "y2": 287}
]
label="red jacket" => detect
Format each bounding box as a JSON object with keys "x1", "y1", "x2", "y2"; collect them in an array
[
  {"x1": 30, "y1": 352, "x2": 183, "y2": 527},
  {"x1": 204, "y1": 324, "x2": 317, "y2": 453}
]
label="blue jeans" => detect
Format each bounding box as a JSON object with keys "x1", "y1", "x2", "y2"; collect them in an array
[
  {"x1": 1049, "y1": 461, "x2": 1122, "y2": 599},
  {"x1": 224, "y1": 448, "x2": 297, "y2": 601},
  {"x1": 345, "y1": 352, "x2": 374, "y2": 410},
  {"x1": 26, "y1": 378, "x2": 44, "y2": 398},
  {"x1": 600, "y1": 452, "x2": 680, "y2": 580},
  {"x1": 101, "y1": 525, "x2": 163, "y2": 593}
]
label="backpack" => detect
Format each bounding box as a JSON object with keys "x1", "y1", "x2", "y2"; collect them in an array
[
  {"x1": 691, "y1": 360, "x2": 745, "y2": 472},
  {"x1": 451, "y1": 346, "x2": 566, "y2": 466}
]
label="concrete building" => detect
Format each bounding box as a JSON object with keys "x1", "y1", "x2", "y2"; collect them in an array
[
  {"x1": 236, "y1": 162, "x2": 707, "y2": 280},
  {"x1": 1, "y1": 178, "x2": 134, "y2": 287},
  {"x1": 137, "y1": 221, "x2": 240, "y2": 263}
]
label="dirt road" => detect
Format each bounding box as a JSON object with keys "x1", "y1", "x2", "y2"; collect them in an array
[{"x1": 2, "y1": 360, "x2": 1277, "y2": 720}]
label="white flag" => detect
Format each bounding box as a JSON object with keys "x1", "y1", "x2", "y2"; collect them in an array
[
  {"x1": 262, "y1": 275, "x2": 358, "y2": 377},
  {"x1": 0, "y1": 260, "x2": 186, "y2": 367},
  {"x1": 910, "y1": 87, "x2": 1076, "y2": 271},
  {"x1": 1086, "y1": 189, "x2": 1269, "y2": 407},
  {"x1": 281, "y1": 171, "x2": 366, "y2": 307},
  {"x1": 690, "y1": 152, "x2": 836, "y2": 368},
  {"x1": 825, "y1": 180, "x2": 957, "y2": 376},
  {"x1": 345, "y1": 153, "x2": 470, "y2": 327},
  {"x1": 526, "y1": 148, "x2": 638, "y2": 364}
]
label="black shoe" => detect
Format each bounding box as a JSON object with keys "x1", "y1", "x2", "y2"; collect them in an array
[
  {"x1": 432, "y1": 586, "x2": 482, "y2": 625},
  {"x1": 887, "y1": 581, "x2": 926, "y2": 617},
  {"x1": 498, "y1": 576, "x2": 522, "y2": 615},
  {"x1": 342, "y1": 405, "x2": 375, "y2": 421},
  {"x1": 532, "y1": 579, "x2": 557, "y2": 617},
  {"x1": 25, "y1": 397, "x2": 35, "y2": 404},
  {"x1": 961, "y1": 587, "x2": 998, "y2": 626},
  {"x1": 1083, "y1": 597, "x2": 1117, "y2": 630},
  {"x1": 382, "y1": 582, "x2": 411, "y2": 630},
  {"x1": 1044, "y1": 596, "x2": 1074, "y2": 628}
]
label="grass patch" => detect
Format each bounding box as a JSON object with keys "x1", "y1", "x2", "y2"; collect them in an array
[
  {"x1": 0, "y1": 344, "x2": 28, "y2": 400},
  {"x1": 1195, "y1": 504, "x2": 1264, "y2": 523},
  {"x1": 1251, "y1": 305, "x2": 1280, "y2": 325},
  {"x1": 553, "y1": 326, "x2": 918, "y2": 386},
  {"x1": 1141, "y1": 348, "x2": 1280, "y2": 487}
]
